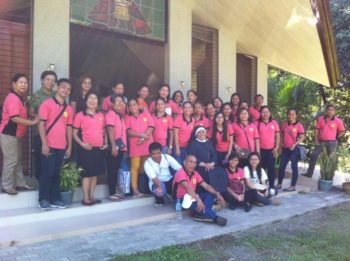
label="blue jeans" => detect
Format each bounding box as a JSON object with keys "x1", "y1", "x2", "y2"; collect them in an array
[
  {"x1": 261, "y1": 149, "x2": 276, "y2": 188},
  {"x1": 173, "y1": 147, "x2": 187, "y2": 165},
  {"x1": 152, "y1": 179, "x2": 173, "y2": 204},
  {"x1": 189, "y1": 192, "x2": 217, "y2": 220},
  {"x1": 39, "y1": 148, "x2": 65, "y2": 202},
  {"x1": 278, "y1": 148, "x2": 300, "y2": 186},
  {"x1": 256, "y1": 192, "x2": 272, "y2": 205}
]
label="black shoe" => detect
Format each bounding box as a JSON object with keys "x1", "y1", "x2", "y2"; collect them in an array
[
  {"x1": 38, "y1": 200, "x2": 51, "y2": 211},
  {"x1": 193, "y1": 215, "x2": 214, "y2": 223},
  {"x1": 301, "y1": 173, "x2": 312, "y2": 178},
  {"x1": 229, "y1": 203, "x2": 237, "y2": 210},
  {"x1": 244, "y1": 203, "x2": 252, "y2": 212},
  {"x1": 215, "y1": 215, "x2": 228, "y2": 226},
  {"x1": 50, "y1": 200, "x2": 68, "y2": 209}
]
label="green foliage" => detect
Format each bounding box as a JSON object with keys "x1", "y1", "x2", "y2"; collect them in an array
[
  {"x1": 319, "y1": 146, "x2": 338, "y2": 180},
  {"x1": 60, "y1": 162, "x2": 82, "y2": 192},
  {"x1": 337, "y1": 142, "x2": 350, "y2": 173}
]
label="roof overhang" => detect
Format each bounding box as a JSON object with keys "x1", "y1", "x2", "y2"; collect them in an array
[{"x1": 189, "y1": 0, "x2": 340, "y2": 87}]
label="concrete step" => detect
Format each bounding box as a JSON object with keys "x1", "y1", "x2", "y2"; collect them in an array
[{"x1": 0, "y1": 197, "x2": 175, "y2": 249}]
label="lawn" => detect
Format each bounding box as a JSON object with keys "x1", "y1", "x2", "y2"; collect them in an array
[{"x1": 112, "y1": 202, "x2": 350, "y2": 261}]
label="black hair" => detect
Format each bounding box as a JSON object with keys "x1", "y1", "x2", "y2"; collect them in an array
[
  {"x1": 154, "y1": 97, "x2": 167, "y2": 116},
  {"x1": 254, "y1": 94, "x2": 264, "y2": 101},
  {"x1": 57, "y1": 78, "x2": 72, "y2": 86},
  {"x1": 75, "y1": 75, "x2": 94, "y2": 97},
  {"x1": 138, "y1": 84, "x2": 149, "y2": 91},
  {"x1": 287, "y1": 108, "x2": 298, "y2": 115},
  {"x1": 85, "y1": 91, "x2": 99, "y2": 101},
  {"x1": 187, "y1": 90, "x2": 198, "y2": 103},
  {"x1": 237, "y1": 108, "x2": 252, "y2": 124},
  {"x1": 222, "y1": 102, "x2": 234, "y2": 122},
  {"x1": 171, "y1": 90, "x2": 184, "y2": 104},
  {"x1": 212, "y1": 111, "x2": 228, "y2": 146},
  {"x1": 227, "y1": 152, "x2": 240, "y2": 173},
  {"x1": 230, "y1": 92, "x2": 241, "y2": 107},
  {"x1": 247, "y1": 152, "x2": 262, "y2": 182},
  {"x1": 182, "y1": 101, "x2": 193, "y2": 121},
  {"x1": 127, "y1": 98, "x2": 142, "y2": 115},
  {"x1": 212, "y1": 96, "x2": 224, "y2": 110},
  {"x1": 12, "y1": 73, "x2": 28, "y2": 83},
  {"x1": 40, "y1": 71, "x2": 57, "y2": 81},
  {"x1": 157, "y1": 83, "x2": 171, "y2": 101},
  {"x1": 258, "y1": 105, "x2": 272, "y2": 122},
  {"x1": 113, "y1": 81, "x2": 124, "y2": 88},
  {"x1": 325, "y1": 104, "x2": 335, "y2": 110},
  {"x1": 149, "y1": 142, "x2": 162, "y2": 153},
  {"x1": 111, "y1": 94, "x2": 124, "y2": 104}
]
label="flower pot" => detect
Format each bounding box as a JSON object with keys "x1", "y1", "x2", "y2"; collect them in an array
[
  {"x1": 60, "y1": 190, "x2": 74, "y2": 206},
  {"x1": 343, "y1": 182, "x2": 350, "y2": 195},
  {"x1": 318, "y1": 179, "x2": 333, "y2": 192}
]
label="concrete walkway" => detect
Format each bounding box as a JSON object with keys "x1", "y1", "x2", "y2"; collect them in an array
[{"x1": 0, "y1": 191, "x2": 349, "y2": 261}]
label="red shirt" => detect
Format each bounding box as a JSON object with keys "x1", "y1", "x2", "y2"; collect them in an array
[
  {"x1": 255, "y1": 120, "x2": 280, "y2": 150},
  {"x1": 249, "y1": 106, "x2": 261, "y2": 122},
  {"x1": 226, "y1": 167, "x2": 245, "y2": 181},
  {"x1": 102, "y1": 95, "x2": 126, "y2": 115},
  {"x1": 125, "y1": 110, "x2": 154, "y2": 157},
  {"x1": 152, "y1": 114, "x2": 173, "y2": 147},
  {"x1": 39, "y1": 98, "x2": 73, "y2": 149},
  {"x1": 0, "y1": 91, "x2": 28, "y2": 138},
  {"x1": 149, "y1": 99, "x2": 179, "y2": 116},
  {"x1": 208, "y1": 125, "x2": 234, "y2": 152},
  {"x1": 173, "y1": 115, "x2": 195, "y2": 148},
  {"x1": 105, "y1": 110, "x2": 127, "y2": 151},
  {"x1": 232, "y1": 122, "x2": 259, "y2": 151},
  {"x1": 73, "y1": 111, "x2": 105, "y2": 147},
  {"x1": 281, "y1": 122, "x2": 305, "y2": 148},
  {"x1": 194, "y1": 115, "x2": 210, "y2": 129},
  {"x1": 173, "y1": 168, "x2": 203, "y2": 199},
  {"x1": 316, "y1": 116, "x2": 345, "y2": 141}
]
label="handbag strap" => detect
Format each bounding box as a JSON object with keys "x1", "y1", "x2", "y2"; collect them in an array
[
  {"x1": 239, "y1": 124, "x2": 253, "y2": 152},
  {"x1": 46, "y1": 103, "x2": 67, "y2": 135}
]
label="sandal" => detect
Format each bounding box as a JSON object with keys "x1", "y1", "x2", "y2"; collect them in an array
[
  {"x1": 133, "y1": 193, "x2": 144, "y2": 199},
  {"x1": 16, "y1": 185, "x2": 35, "y2": 191},
  {"x1": 109, "y1": 195, "x2": 122, "y2": 202},
  {"x1": 282, "y1": 187, "x2": 296, "y2": 192},
  {"x1": 2, "y1": 188, "x2": 18, "y2": 195},
  {"x1": 114, "y1": 193, "x2": 125, "y2": 199},
  {"x1": 81, "y1": 200, "x2": 94, "y2": 206}
]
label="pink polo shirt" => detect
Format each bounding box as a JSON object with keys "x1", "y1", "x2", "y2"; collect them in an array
[
  {"x1": 105, "y1": 110, "x2": 127, "y2": 151},
  {"x1": 226, "y1": 167, "x2": 245, "y2": 181},
  {"x1": 152, "y1": 114, "x2": 173, "y2": 147},
  {"x1": 173, "y1": 168, "x2": 203, "y2": 199},
  {"x1": 73, "y1": 111, "x2": 105, "y2": 147},
  {"x1": 125, "y1": 110, "x2": 154, "y2": 157},
  {"x1": 0, "y1": 91, "x2": 28, "y2": 138},
  {"x1": 249, "y1": 106, "x2": 261, "y2": 122},
  {"x1": 316, "y1": 116, "x2": 345, "y2": 141},
  {"x1": 281, "y1": 122, "x2": 305, "y2": 149},
  {"x1": 102, "y1": 95, "x2": 126, "y2": 115},
  {"x1": 232, "y1": 122, "x2": 259, "y2": 151},
  {"x1": 194, "y1": 115, "x2": 210, "y2": 129},
  {"x1": 208, "y1": 125, "x2": 234, "y2": 152},
  {"x1": 231, "y1": 107, "x2": 239, "y2": 122},
  {"x1": 255, "y1": 120, "x2": 280, "y2": 150},
  {"x1": 39, "y1": 98, "x2": 73, "y2": 150},
  {"x1": 173, "y1": 115, "x2": 195, "y2": 148},
  {"x1": 149, "y1": 99, "x2": 179, "y2": 116}
]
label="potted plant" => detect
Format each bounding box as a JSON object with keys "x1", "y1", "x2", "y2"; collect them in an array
[
  {"x1": 318, "y1": 146, "x2": 338, "y2": 192},
  {"x1": 60, "y1": 162, "x2": 82, "y2": 205}
]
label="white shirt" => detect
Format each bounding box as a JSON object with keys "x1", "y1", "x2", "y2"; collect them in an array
[
  {"x1": 244, "y1": 166, "x2": 268, "y2": 191},
  {"x1": 144, "y1": 154, "x2": 182, "y2": 190}
]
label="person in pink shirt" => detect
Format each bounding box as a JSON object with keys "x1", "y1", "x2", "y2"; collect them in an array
[
  {"x1": 276, "y1": 108, "x2": 305, "y2": 191},
  {"x1": 205, "y1": 102, "x2": 216, "y2": 129},
  {"x1": 152, "y1": 97, "x2": 174, "y2": 154},
  {"x1": 223, "y1": 153, "x2": 256, "y2": 211},
  {"x1": 101, "y1": 82, "x2": 127, "y2": 114},
  {"x1": 136, "y1": 84, "x2": 149, "y2": 112},
  {"x1": 193, "y1": 102, "x2": 210, "y2": 129},
  {"x1": 302, "y1": 104, "x2": 345, "y2": 178},
  {"x1": 73, "y1": 92, "x2": 107, "y2": 206},
  {"x1": 222, "y1": 102, "x2": 234, "y2": 124},
  {"x1": 38, "y1": 78, "x2": 73, "y2": 210},
  {"x1": 187, "y1": 90, "x2": 198, "y2": 106},
  {"x1": 208, "y1": 112, "x2": 234, "y2": 166},
  {"x1": 239, "y1": 101, "x2": 249, "y2": 110},
  {"x1": 256, "y1": 106, "x2": 280, "y2": 188},
  {"x1": 212, "y1": 97, "x2": 223, "y2": 112},
  {"x1": 149, "y1": 84, "x2": 178, "y2": 117},
  {"x1": 0, "y1": 73, "x2": 39, "y2": 195},
  {"x1": 171, "y1": 90, "x2": 184, "y2": 118},
  {"x1": 173, "y1": 101, "x2": 195, "y2": 164},
  {"x1": 232, "y1": 108, "x2": 260, "y2": 167},
  {"x1": 105, "y1": 94, "x2": 128, "y2": 201},
  {"x1": 249, "y1": 94, "x2": 264, "y2": 122},
  {"x1": 125, "y1": 99, "x2": 154, "y2": 198},
  {"x1": 230, "y1": 93, "x2": 241, "y2": 122}
]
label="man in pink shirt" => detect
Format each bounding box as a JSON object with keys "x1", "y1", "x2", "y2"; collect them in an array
[
  {"x1": 38, "y1": 79, "x2": 73, "y2": 210},
  {"x1": 172, "y1": 154, "x2": 227, "y2": 226},
  {"x1": 302, "y1": 104, "x2": 345, "y2": 178},
  {"x1": 249, "y1": 94, "x2": 264, "y2": 122}
]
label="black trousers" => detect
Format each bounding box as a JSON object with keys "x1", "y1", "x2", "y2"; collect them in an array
[
  {"x1": 107, "y1": 151, "x2": 124, "y2": 196},
  {"x1": 221, "y1": 189, "x2": 258, "y2": 207}
]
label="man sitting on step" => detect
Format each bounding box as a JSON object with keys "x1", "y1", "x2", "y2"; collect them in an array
[{"x1": 144, "y1": 142, "x2": 182, "y2": 206}]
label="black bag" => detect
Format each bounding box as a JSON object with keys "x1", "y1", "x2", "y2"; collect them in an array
[
  {"x1": 138, "y1": 173, "x2": 151, "y2": 194},
  {"x1": 115, "y1": 138, "x2": 126, "y2": 150}
]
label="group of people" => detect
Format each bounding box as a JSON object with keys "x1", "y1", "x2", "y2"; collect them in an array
[{"x1": 0, "y1": 71, "x2": 345, "y2": 226}]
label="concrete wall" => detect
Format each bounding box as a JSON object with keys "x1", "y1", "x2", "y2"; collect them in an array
[
  {"x1": 257, "y1": 58, "x2": 268, "y2": 102},
  {"x1": 164, "y1": 0, "x2": 192, "y2": 94},
  {"x1": 218, "y1": 30, "x2": 236, "y2": 101},
  {"x1": 32, "y1": 0, "x2": 70, "y2": 91}
]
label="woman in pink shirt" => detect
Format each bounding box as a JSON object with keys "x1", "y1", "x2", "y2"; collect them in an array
[
  {"x1": 187, "y1": 90, "x2": 198, "y2": 106},
  {"x1": 149, "y1": 84, "x2": 178, "y2": 117},
  {"x1": 230, "y1": 93, "x2": 241, "y2": 122},
  {"x1": 73, "y1": 92, "x2": 107, "y2": 206},
  {"x1": 232, "y1": 108, "x2": 260, "y2": 167},
  {"x1": 256, "y1": 106, "x2": 280, "y2": 189},
  {"x1": 212, "y1": 97, "x2": 223, "y2": 112},
  {"x1": 152, "y1": 97, "x2": 174, "y2": 154},
  {"x1": 276, "y1": 108, "x2": 305, "y2": 191},
  {"x1": 222, "y1": 102, "x2": 234, "y2": 124},
  {"x1": 125, "y1": 99, "x2": 154, "y2": 197},
  {"x1": 193, "y1": 102, "x2": 210, "y2": 129},
  {"x1": 205, "y1": 102, "x2": 216, "y2": 129},
  {"x1": 171, "y1": 90, "x2": 184, "y2": 118},
  {"x1": 136, "y1": 85, "x2": 149, "y2": 112},
  {"x1": 208, "y1": 112, "x2": 234, "y2": 166},
  {"x1": 173, "y1": 101, "x2": 195, "y2": 164}
]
